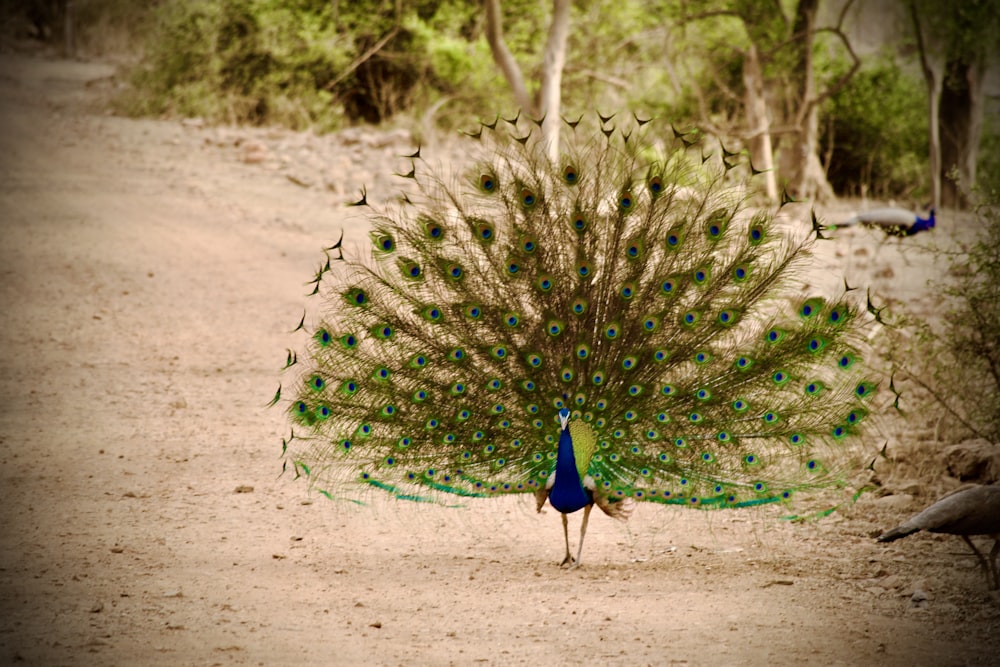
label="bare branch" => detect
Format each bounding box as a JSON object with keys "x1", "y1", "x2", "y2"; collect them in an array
[
  {"x1": 707, "y1": 66, "x2": 742, "y2": 103},
  {"x1": 897, "y1": 366, "x2": 990, "y2": 441},
  {"x1": 324, "y1": 20, "x2": 400, "y2": 91},
  {"x1": 572, "y1": 68, "x2": 631, "y2": 89},
  {"x1": 538, "y1": 0, "x2": 571, "y2": 158},
  {"x1": 802, "y1": 25, "x2": 860, "y2": 115},
  {"x1": 678, "y1": 8, "x2": 741, "y2": 23}
]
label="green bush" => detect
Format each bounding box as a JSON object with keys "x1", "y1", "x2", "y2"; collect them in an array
[
  {"x1": 822, "y1": 57, "x2": 928, "y2": 201},
  {"x1": 941, "y1": 200, "x2": 1000, "y2": 440},
  {"x1": 114, "y1": 0, "x2": 713, "y2": 132},
  {"x1": 117, "y1": 1, "x2": 341, "y2": 130},
  {"x1": 115, "y1": 0, "x2": 522, "y2": 130},
  {"x1": 890, "y1": 196, "x2": 1000, "y2": 443},
  {"x1": 977, "y1": 108, "x2": 1000, "y2": 197}
]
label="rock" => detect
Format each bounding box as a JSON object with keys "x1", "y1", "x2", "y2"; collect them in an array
[
  {"x1": 241, "y1": 141, "x2": 269, "y2": 164},
  {"x1": 895, "y1": 480, "x2": 924, "y2": 496},
  {"x1": 943, "y1": 439, "x2": 1000, "y2": 483},
  {"x1": 874, "y1": 266, "x2": 895, "y2": 279},
  {"x1": 285, "y1": 173, "x2": 312, "y2": 188},
  {"x1": 909, "y1": 587, "x2": 929, "y2": 608},
  {"x1": 370, "y1": 127, "x2": 411, "y2": 148},
  {"x1": 872, "y1": 494, "x2": 914, "y2": 511},
  {"x1": 905, "y1": 579, "x2": 930, "y2": 597}
]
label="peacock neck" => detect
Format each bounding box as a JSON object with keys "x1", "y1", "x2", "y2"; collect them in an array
[{"x1": 549, "y1": 427, "x2": 591, "y2": 514}]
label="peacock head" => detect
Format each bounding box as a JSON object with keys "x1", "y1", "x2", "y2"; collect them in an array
[
  {"x1": 558, "y1": 407, "x2": 571, "y2": 431},
  {"x1": 913, "y1": 208, "x2": 936, "y2": 234}
]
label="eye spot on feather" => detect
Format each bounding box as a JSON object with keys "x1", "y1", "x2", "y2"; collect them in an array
[
  {"x1": 521, "y1": 188, "x2": 537, "y2": 208},
  {"x1": 648, "y1": 176, "x2": 663, "y2": 196}
]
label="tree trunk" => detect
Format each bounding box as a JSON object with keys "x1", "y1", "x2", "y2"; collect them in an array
[
  {"x1": 63, "y1": 0, "x2": 75, "y2": 58},
  {"x1": 538, "y1": 0, "x2": 570, "y2": 161},
  {"x1": 778, "y1": 0, "x2": 834, "y2": 203},
  {"x1": 910, "y1": 1, "x2": 944, "y2": 210},
  {"x1": 484, "y1": 0, "x2": 534, "y2": 114},
  {"x1": 939, "y1": 56, "x2": 985, "y2": 208},
  {"x1": 741, "y1": 42, "x2": 777, "y2": 201}
]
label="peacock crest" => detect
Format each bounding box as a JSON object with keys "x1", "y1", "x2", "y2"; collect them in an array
[{"x1": 275, "y1": 113, "x2": 881, "y2": 564}]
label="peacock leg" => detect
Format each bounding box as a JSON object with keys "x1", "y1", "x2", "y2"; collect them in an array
[
  {"x1": 560, "y1": 513, "x2": 574, "y2": 566},
  {"x1": 961, "y1": 535, "x2": 992, "y2": 588},
  {"x1": 567, "y1": 504, "x2": 593, "y2": 571}
]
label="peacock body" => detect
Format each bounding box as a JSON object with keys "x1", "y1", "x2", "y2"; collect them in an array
[
  {"x1": 278, "y1": 114, "x2": 879, "y2": 566},
  {"x1": 833, "y1": 207, "x2": 936, "y2": 236}
]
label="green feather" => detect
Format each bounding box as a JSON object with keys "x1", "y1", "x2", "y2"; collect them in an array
[{"x1": 280, "y1": 112, "x2": 879, "y2": 520}]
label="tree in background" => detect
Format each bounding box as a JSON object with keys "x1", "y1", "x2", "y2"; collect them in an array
[
  {"x1": 675, "y1": 0, "x2": 859, "y2": 203},
  {"x1": 52, "y1": 0, "x2": 994, "y2": 206},
  {"x1": 910, "y1": 0, "x2": 1000, "y2": 210},
  {"x1": 484, "y1": 0, "x2": 569, "y2": 159}
]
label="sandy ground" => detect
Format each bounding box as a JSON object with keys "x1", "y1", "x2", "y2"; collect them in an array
[{"x1": 0, "y1": 52, "x2": 998, "y2": 667}]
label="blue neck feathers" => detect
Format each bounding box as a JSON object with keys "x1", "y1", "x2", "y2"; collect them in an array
[
  {"x1": 548, "y1": 426, "x2": 592, "y2": 514},
  {"x1": 911, "y1": 208, "x2": 935, "y2": 235}
]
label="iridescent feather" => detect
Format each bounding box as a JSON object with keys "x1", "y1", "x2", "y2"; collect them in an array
[{"x1": 279, "y1": 113, "x2": 880, "y2": 567}]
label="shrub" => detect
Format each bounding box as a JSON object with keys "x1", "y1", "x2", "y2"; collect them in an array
[
  {"x1": 822, "y1": 56, "x2": 928, "y2": 201},
  {"x1": 890, "y1": 196, "x2": 1000, "y2": 443}
]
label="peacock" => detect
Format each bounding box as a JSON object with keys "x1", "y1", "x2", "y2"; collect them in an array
[
  {"x1": 276, "y1": 113, "x2": 880, "y2": 568},
  {"x1": 878, "y1": 485, "x2": 1000, "y2": 590},
  {"x1": 832, "y1": 207, "x2": 936, "y2": 237}
]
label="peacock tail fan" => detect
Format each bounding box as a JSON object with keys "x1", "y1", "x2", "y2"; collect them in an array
[{"x1": 279, "y1": 113, "x2": 881, "y2": 516}]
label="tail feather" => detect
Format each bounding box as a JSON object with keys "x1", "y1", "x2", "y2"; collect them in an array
[
  {"x1": 594, "y1": 492, "x2": 635, "y2": 522},
  {"x1": 280, "y1": 112, "x2": 879, "y2": 516}
]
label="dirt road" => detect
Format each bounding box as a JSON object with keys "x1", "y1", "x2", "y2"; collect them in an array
[{"x1": 0, "y1": 53, "x2": 997, "y2": 666}]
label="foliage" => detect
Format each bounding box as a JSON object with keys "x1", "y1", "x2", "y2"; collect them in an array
[
  {"x1": 977, "y1": 110, "x2": 1000, "y2": 196},
  {"x1": 0, "y1": 0, "x2": 154, "y2": 55},
  {"x1": 948, "y1": 206, "x2": 1000, "y2": 441},
  {"x1": 113, "y1": 0, "x2": 715, "y2": 131},
  {"x1": 79, "y1": 0, "x2": 966, "y2": 206},
  {"x1": 821, "y1": 56, "x2": 928, "y2": 201},
  {"x1": 890, "y1": 196, "x2": 1000, "y2": 443},
  {"x1": 911, "y1": 0, "x2": 1000, "y2": 69},
  {"x1": 117, "y1": 0, "x2": 509, "y2": 130}
]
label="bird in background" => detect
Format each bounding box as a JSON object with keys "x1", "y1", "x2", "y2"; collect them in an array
[
  {"x1": 276, "y1": 112, "x2": 881, "y2": 567},
  {"x1": 833, "y1": 207, "x2": 936, "y2": 237},
  {"x1": 878, "y1": 484, "x2": 1000, "y2": 590}
]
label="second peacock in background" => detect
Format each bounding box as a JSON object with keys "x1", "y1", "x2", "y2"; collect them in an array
[{"x1": 279, "y1": 112, "x2": 882, "y2": 567}]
